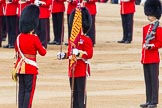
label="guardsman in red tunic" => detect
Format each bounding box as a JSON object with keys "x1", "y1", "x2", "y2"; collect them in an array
[
  {"x1": 3, "y1": 0, "x2": 18, "y2": 48},
  {"x1": 140, "y1": 0, "x2": 162, "y2": 108},
  {"x1": 12, "y1": 4, "x2": 46, "y2": 108},
  {"x1": 84, "y1": 0, "x2": 97, "y2": 46},
  {"x1": 117, "y1": 0, "x2": 135, "y2": 44},
  {"x1": 34, "y1": 0, "x2": 52, "y2": 48},
  {"x1": 57, "y1": 6, "x2": 93, "y2": 108},
  {"x1": 48, "y1": 0, "x2": 66, "y2": 45},
  {"x1": 0, "y1": 0, "x2": 5, "y2": 47}
]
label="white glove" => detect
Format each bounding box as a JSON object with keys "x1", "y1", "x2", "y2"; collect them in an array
[
  {"x1": 34, "y1": 0, "x2": 46, "y2": 6},
  {"x1": 143, "y1": 44, "x2": 155, "y2": 50},
  {"x1": 57, "y1": 52, "x2": 66, "y2": 60},
  {"x1": 72, "y1": 48, "x2": 79, "y2": 56},
  {"x1": 140, "y1": 0, "x2": 146, "y2": 6},
  {"x1": 72, "y1": 48, "x2": 87, "y2": 58},
  {"x1": 34, "y1": 0, "x2": 39, "y2": 6},
  {"x1": 38, "y1": 1, "x2": 46, "y2": 5}
]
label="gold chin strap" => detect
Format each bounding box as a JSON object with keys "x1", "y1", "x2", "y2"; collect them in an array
[{"x1": 29, "y1": 30, "x2": 34, "y2": 35}]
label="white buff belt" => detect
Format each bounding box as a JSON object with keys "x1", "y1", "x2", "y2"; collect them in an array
[
  {"x1": 69, "y1": 51, "x2": 90, "y2": 77},
  {"x1": 16, "y1": 35, "x2": 38, "y2": 69}
]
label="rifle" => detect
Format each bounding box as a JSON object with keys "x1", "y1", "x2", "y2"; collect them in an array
[{"x1": 145, "y1": 20, "x2": 159, "y2": 46}]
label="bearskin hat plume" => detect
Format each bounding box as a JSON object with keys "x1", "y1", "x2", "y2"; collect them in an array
[
  {"x1": 69, "y1": 7, "x2": 92, "y2": 34},
  {"x1": 19, "y1": 4, "x2": 40, "y2": 33},
  {"x1": 144, "y1": 0, "x2": 162, "y2": 19}
]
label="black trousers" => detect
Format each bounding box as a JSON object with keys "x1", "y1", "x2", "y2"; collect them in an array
[
  {"x1": 17, "y1": 16, "x2": 21, "y2": 34},
  {"x1": 69, "y1": 77, "x2": 86, "y2": 108},
  {"x1": 143, "y1": 63, "x2": 159, "y2": 105},
  {"x1": 52, "y1": 12, "x2": 64, "y2": 43},
  {"x1": 47, "y1": 19, "x2": 50, "y2": 43},
  {"x1": 121, "y1": 13, "x2": 134, "y2": 42},
  {"x1": 6, "y1": 15, "x2": 18, "y2": 46},
  {"x1": 67, "y1": 14, "x2": 70, "y2": 39},
  {"x1": 135, "y1": 0, "x2": 141, "y2": 5},
  {"x1": 2, "y1": 16, "x2": 7, "y2": 38},
  {"x1": 35, "y1": 18, "x2": 49, "y2": 48},
  {"x1": 86, "y1": 15, "x2": 96, "y2": 45},
  {"x1": 18, "y1": 74, "x2": 37, "y2": 108}
]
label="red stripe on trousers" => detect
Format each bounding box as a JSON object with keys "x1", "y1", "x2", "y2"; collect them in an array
[{"x1": 28, "y1": 75, "x2": 37, "y2": 108}]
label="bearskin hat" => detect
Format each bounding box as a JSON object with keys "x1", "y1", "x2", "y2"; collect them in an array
[
  {"x1": 19, "y1": 4, "x2": 40, "y2": 33},
  {"x1": 69, "y1": 7, "x2": 92, "y2": 34},
  {"x1": 144, "y1": 0, "x2": 162, "y2": 19}
]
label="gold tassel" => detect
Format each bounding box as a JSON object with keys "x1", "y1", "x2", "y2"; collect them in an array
[{"x1": 20, "y1": 61, "x2": 25, "y2": 74}]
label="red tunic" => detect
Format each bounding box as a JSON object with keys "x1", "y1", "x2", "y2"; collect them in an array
[
  {"x1": 120, "y1": 0, "x2": 135, "y2": 14},
  {"x1": 51, "y1": 0, "x2": 65, "y2": 13},
  {"x1": 15, "y1": 33, "x2": 46, "y2": 75},
  {"x1": 67, "y1": 35, "x2": 93, "y2": 77},
  {"x1": 141, "y1": 24, "x2": 162, "y2": 64},
  {"x1": 84, "y1": 0, "x2": 97, "y2": 15},
  {"x1": 0, "y1": 0, "x2": 5, "y2": 16},
  {"x1": 67, "y1": 0, "x2": 81, "y2": 14},
  {"x1": 4, "y1": 0, "x2": 18, "y2": 16},
  {"x1": 38, "y1": 0, "x2": 51, "y2": 18}
]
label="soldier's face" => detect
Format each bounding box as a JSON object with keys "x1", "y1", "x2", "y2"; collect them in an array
[{"x1": 147, "y1": 16, "x2": 156, "y2": 22}]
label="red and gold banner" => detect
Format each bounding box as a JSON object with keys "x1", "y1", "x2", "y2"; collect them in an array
[
  {"x1": 69, "y1": 7, "x2": 82, "y2": 68},
  {"x1": 70, "y1": 7, "x2": 82, "y2": 48}
]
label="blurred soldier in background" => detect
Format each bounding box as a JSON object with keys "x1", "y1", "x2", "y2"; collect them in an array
[
  {"x1": 34, "y1": 0, "x2": 52, "y2": 48},
  {"x1": 48, "y1": 0, "x2": 66, "y2": 45},
  {"x1": 117, "y1": 0, "x2": 135, "y2": 44},
  {"x1": 3, "y1": 0, "x2": 18, "y2": 48}
]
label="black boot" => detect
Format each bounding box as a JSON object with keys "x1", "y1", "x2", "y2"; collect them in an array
[
  {"x1": 140, "y1": 103, "x2": 149, "y2": 108},
  {"x1": 147, "y1": 104, "x2": 157, "y2": 108}
]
